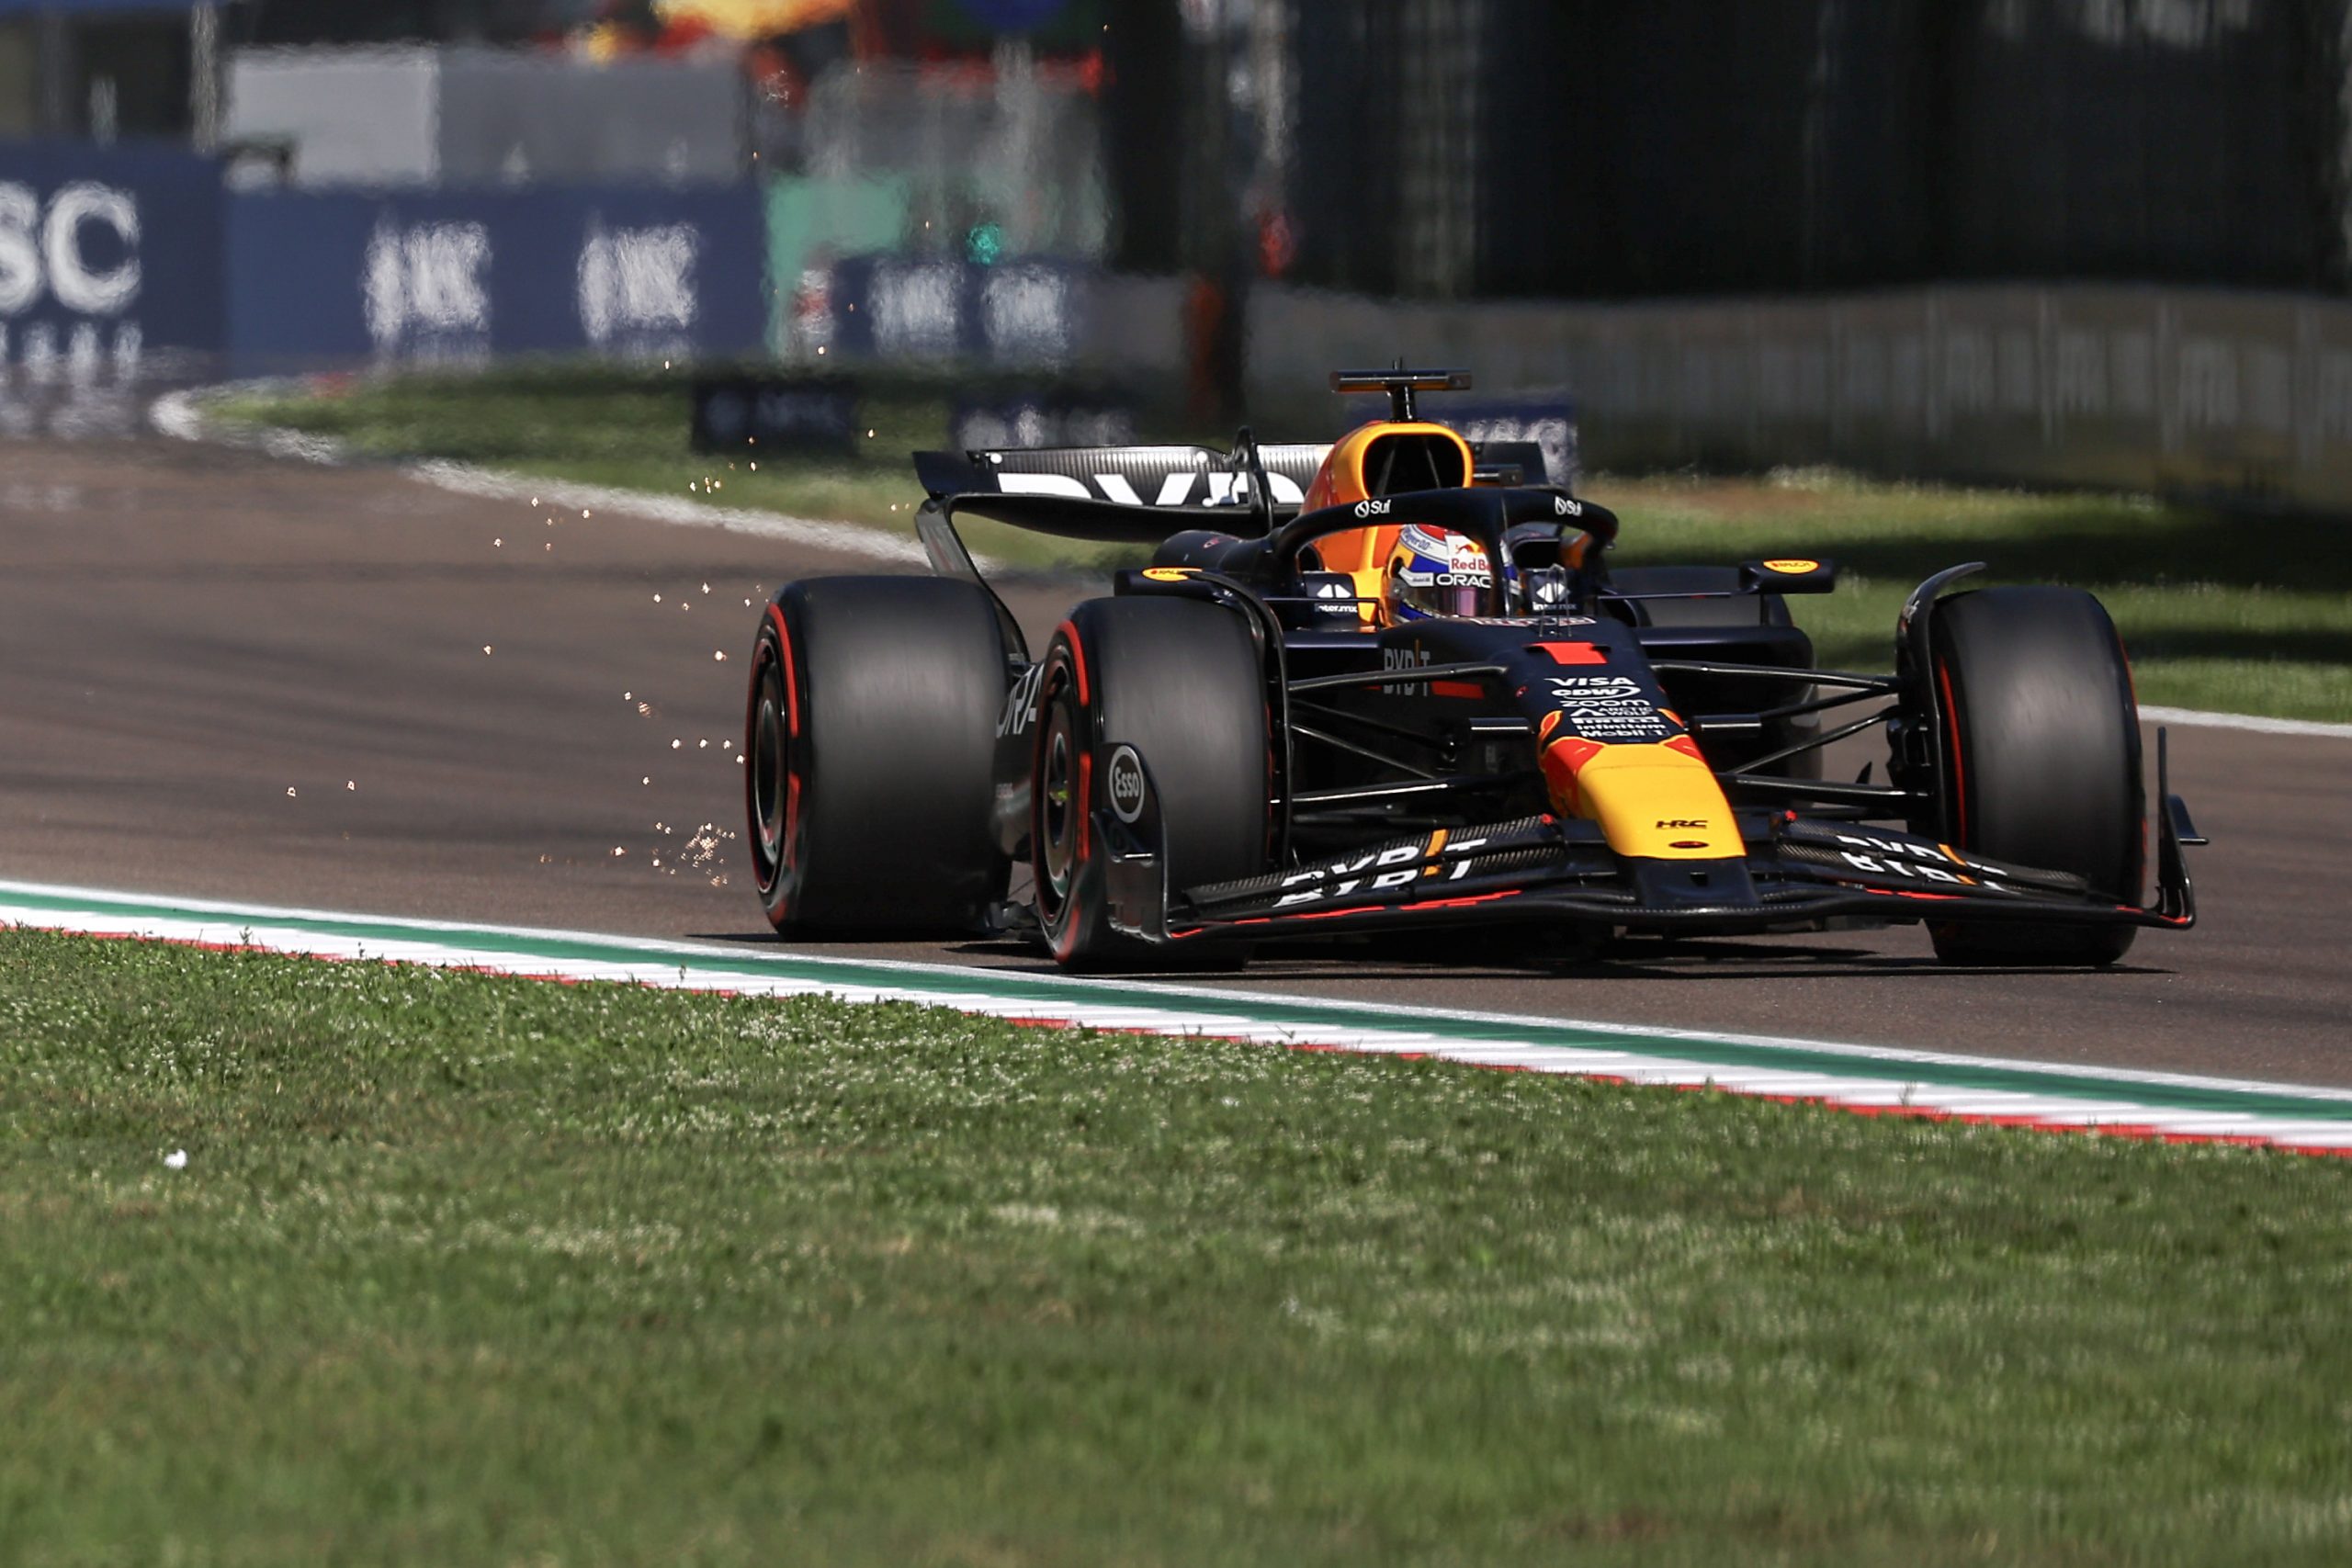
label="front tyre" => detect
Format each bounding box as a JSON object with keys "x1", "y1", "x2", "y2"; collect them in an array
[
  {"x1": 746, "y1": 576, "x2": 1012, "y2": 935},
  {"x1": 1032, "y1": 598, "x2": 1271, "y2": 967},
  {"x1": 1926, "y1": 586, "x2": 2144, "y2": 966}
]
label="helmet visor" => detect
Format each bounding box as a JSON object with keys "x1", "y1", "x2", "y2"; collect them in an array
[{"x1": 1394, "y1": 574, "x2": 1490, "y2": 618}]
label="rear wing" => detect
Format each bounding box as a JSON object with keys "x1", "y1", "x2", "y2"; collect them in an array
[
  {"x1": 914, "y1": 443, "x2": 1330, "y2": 514},
  {"x1": 912, "y1": 437, "x2": 1558, "y2": 543}
]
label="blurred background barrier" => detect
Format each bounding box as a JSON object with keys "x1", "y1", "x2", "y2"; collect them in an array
[
  {"x1": 224, "y1": 47, "x2": 750, "y2": 188},
  {"x1": 797, "y1": 55, "x2": 1104, "y2": 259},
  {"x1": 1121, "y1": 0, "x2": 2352, "y2": 303},
  {"x1": 223, "y1": 185, "x2": 768, "y2": 375},
  {"x1": 791, "y1": 255, "x2": 1182, "y2": 377},
  {"x1": 763, "y1": 174, "x2": 908, "y2": 351},
  {"x1": 1249, "y1": 282, "x2": 2352, "y2": 512},
  {"x1": 0, "y1": 141, "x2": 221, "y2": 386},
  {"x1": 11, "y1": 0, "x2": 2352, "y2": 520},
  {"x1": 690, "y1": 370, "x2": 858, "y2": 455}
]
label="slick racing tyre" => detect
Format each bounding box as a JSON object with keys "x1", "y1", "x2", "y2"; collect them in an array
[
  {"x1": 1031, "y1": 597, "x2": 1271, "y2": 968},
  {"x1": 746, "y1": 576, "x2": 1012, "y2": 935},
  {"x1": 1926, "y1": 585, "x2": 2144, "y2": 967}
]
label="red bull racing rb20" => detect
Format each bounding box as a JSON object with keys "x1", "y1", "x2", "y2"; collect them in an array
[{"x1": 743, "y1": 368, "x2": 2200, "y2": 970}]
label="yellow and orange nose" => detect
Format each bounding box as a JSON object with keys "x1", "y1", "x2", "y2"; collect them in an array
[{"x1": 1539, "y1": 733, "x2": 1741, "y2": 860}]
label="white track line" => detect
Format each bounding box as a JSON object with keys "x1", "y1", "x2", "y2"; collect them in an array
[
  {"x1": 406, "y1": 459, "x2": 931, "y2": 564},
  {"x1": 2140, "y1": 705, "x2": 2352, "y2": 739},
  {"x1": 150, "y1": 388, "x2": 933, "y2": 566}
]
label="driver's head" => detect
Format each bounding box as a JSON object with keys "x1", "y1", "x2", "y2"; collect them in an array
[{"x1": 1381, "y1": 524, "x2": 1494, "y2": 625}]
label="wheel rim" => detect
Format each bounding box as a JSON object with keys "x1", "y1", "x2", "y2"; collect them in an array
[
  {"x1": 752, "y1": 675, "x2": 789, "y2": 886},
  {"x1": 1038, "y1": 703, "x2": 1079, "y2": 905}
]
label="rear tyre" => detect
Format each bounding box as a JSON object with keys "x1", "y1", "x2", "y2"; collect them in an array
[
  {"x1": 1032, "y1": 598, "x2": 1271, "y2": 968},
  {"x1": 1926, "y1": 586, "x2": 2143, "y2": 967},
  {"x1": 745, "y1": 576, "x2": 1012, "y2": 935}
]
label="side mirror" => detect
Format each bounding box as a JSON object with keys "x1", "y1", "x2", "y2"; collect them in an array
[{"x1": 1740, "y1": 557, "x2": 1838, "y2": 594}]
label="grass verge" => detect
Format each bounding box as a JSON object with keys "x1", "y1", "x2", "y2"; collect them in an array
[
  {"x1": 213, "y1": 367, "x2": 2351, "y2": 720},
  {"x1": 209, "y1": 363, "x2": 1136, "y2": 574},
  {"x1": 5, "y1": 926, "x2": 2350, "y2": 1566}
]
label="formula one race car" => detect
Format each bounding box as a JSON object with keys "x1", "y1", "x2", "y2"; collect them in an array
[{"x1": 743, "y1": 367, "x2": 2199, "y2": 969}]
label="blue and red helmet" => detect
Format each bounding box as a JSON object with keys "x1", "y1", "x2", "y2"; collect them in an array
[{"x1": 1381, "y1": 523, "x2": 1502, "y2": 624}]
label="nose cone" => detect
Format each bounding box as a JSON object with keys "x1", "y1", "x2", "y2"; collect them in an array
[{"x1": 1539, "y1": 737, "x2": 1742, "y2": 860}]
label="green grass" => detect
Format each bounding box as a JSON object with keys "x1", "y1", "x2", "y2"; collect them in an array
[
  {"x1": 214, "y1": 368, "x2": 2351, "y2": 720},
  {"x1": 6, "y1": 926, "x2": 2352, "y2": 1566}
]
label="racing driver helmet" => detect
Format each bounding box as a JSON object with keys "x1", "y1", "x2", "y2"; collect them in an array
[{"x1": 1380, "y1": 523, "x2": 1502, "y2": 625}]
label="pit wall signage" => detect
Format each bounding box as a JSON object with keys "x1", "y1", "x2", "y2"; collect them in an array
[
  {"x1": 225, "y1": 186, "x2": 766, "y2": 375},
  {"x1": 0, "y1": 145, "x2": 225, "y2": 386}
]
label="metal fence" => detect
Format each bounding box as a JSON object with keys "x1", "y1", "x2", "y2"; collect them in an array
[
  {"x1": 1125, "y1": 0, "x2": 2352, "y2": 303},
  {"x1": 1247, "y1": 279, "x2": 2352, "y2": 513}
]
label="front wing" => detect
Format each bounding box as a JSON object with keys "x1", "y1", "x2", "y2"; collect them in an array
[{"x1": 1088, "y1": 746, "x2": 2199, "y2": 949}]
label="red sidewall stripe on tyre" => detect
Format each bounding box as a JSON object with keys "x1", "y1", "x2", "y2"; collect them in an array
[{"x1": 1935, "y1": 657, "x2": 1967, "y2": 846}]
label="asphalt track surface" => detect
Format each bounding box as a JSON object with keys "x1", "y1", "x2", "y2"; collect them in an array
[{"x1": 3, "y1": 437, "x2": 2346, "y2": 1084}]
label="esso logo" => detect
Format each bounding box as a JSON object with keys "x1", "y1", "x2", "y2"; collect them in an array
[
  {"x1": 0, "y1": 182, "x2": 142, "y2": 318},
  {"x1": 1353, "y1": 498, "x2": 1393, "y2": 519},
  {"x1": 1105, "y1": 745, "x2": 1148, "y2": 824}
]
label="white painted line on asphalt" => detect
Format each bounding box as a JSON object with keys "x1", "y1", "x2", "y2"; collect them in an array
[
  {"x1": 405, "y1": 459, "x2": 933, "y2": 566},
  {"x1": 2142, "y1": 705, "x2": 2352, "y2": 739},
  {"x1": 149, "y1": 388, "x2": 953, "y2": 569}
]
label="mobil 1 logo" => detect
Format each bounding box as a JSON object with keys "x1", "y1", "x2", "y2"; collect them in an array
[{"x1": 1546, "y1": 673, "x2": 1673, "y2": 742}]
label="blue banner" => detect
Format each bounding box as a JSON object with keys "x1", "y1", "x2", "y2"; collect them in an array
[
  {"x1": 0, "y1": 141, "x2": 223, "y2": 383},
  {"x1": 821, "y1": 254, "x2": 1089, "y2": 367},
  {"x1": 225, "y1": 186, "x2": 769, "y2": 375}
]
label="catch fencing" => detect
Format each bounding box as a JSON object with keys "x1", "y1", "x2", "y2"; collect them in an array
[
  {"x1": 1136, "y1": 0, "x2": 2351, "y2": 304},
  {"x1": 1250, "y1": 281, "x2": 2352, "y2": 513}
]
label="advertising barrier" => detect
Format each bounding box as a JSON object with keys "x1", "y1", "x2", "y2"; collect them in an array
[
  {"x1": 690, "y1": 373, "x2": 859, "y2": 457},
  {"x1": 0, "y1": 141, "x2": 222, "y2": 385},
  {"x1": 225, "y1": 186, "x2": 769, "y2": 375},
  {"x1": 799, "y1": 254, "x2": 1183, "y2": 376}
]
